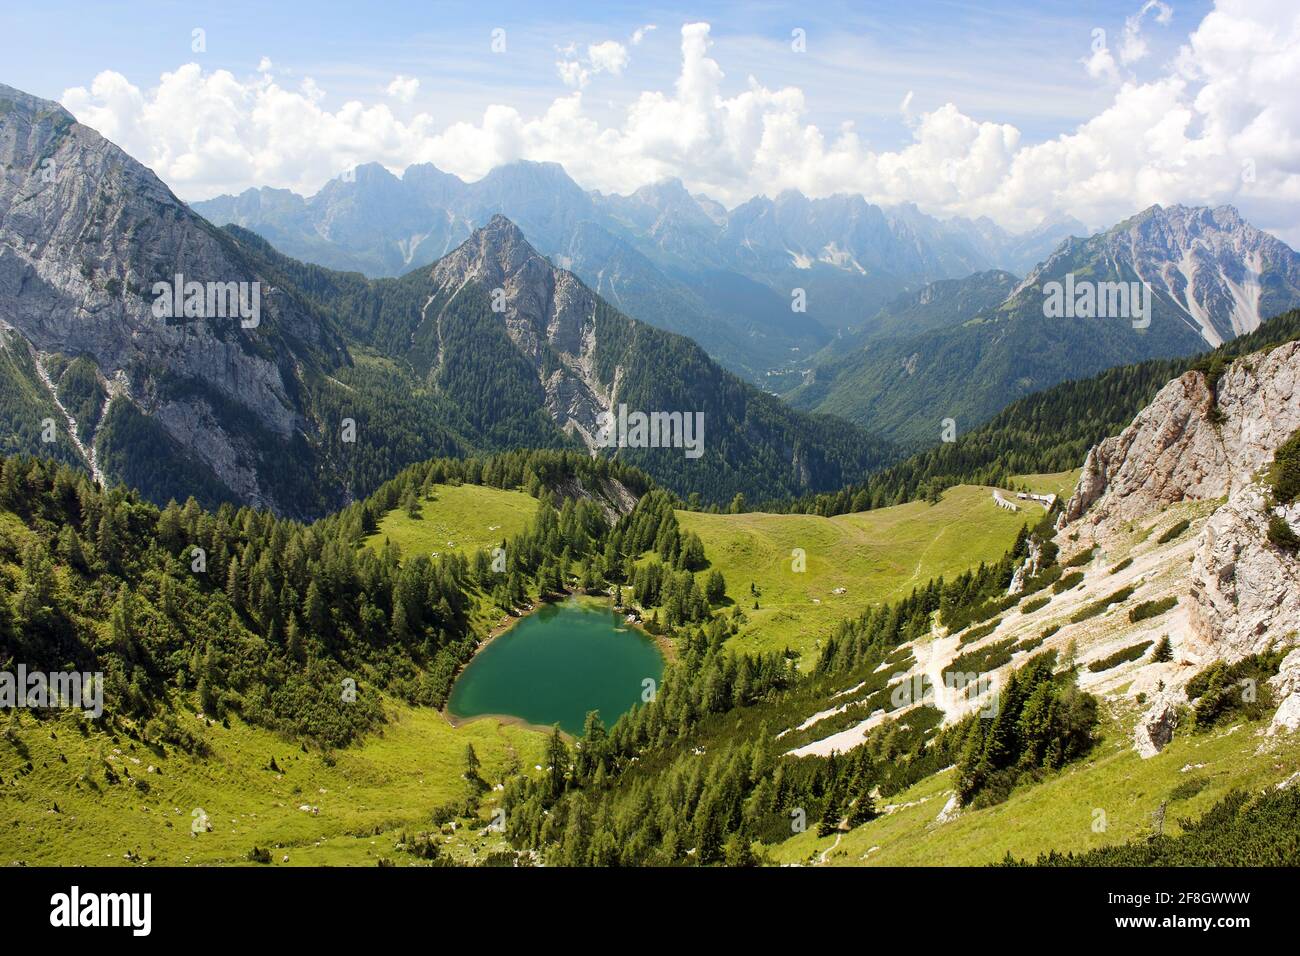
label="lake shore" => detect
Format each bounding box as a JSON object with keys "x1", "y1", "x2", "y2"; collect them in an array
[
  {"x1": 441, "y1": 590, "x2": 670, "y2": 734},
  {"x1": 468, "y1": 590, "x2": 674, "y2": 663}
]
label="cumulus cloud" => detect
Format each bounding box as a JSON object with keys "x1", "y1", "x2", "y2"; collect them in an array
[
  {"x1": 386, "y1": 75, "x2": 419, "y2": 103},
  {"x1": 588, "y1": 40, "x2": 629, "y2": 75},
  {"x1": 59, "y1": 3, "x2": 1300, "y2": 241},
  {"x1": 1082, "y1": 32, "x2": 1121, "y2": 84},
  {"x1": 1083, "y1": 2, "x2": 1174, "y2": 84},
  {"x1": 1121, "y1": 1, "x2": 1174, "y2": 65},
  {"x1": 556, "y1": 38, "x2": 629, "y2": 88},
  {"x1": 631, "y1": 24, "x2": 656, "y2": 46}
]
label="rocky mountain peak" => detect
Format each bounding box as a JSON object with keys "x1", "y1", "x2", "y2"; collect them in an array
[
  {"x1": 428, "y1": 215, "x2": 611, "y2": 444},
  {"x1": 1014, "y1": 203, "x2": 1300, "y2": 347},
  {"x1": 431, "y1": 214, "x2": 548, "y2": 294},
  {"x1": 1059, "y1": 339, "x2": 1300, "y2": 738},
  {"x1": 0, "y1": 82, "x2": 346, "y2": 516}
]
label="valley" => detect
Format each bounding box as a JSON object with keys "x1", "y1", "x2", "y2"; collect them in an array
[{"x1": 4, "y1": 0, "x2": 1300, "y2": 887}]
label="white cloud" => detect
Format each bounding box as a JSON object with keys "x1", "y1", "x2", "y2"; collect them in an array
[
  {"x1": 587, "y1": 40, "x2": 629, "y2": 76},
  {"x1": 1082, "y1": 39, "x2": 1121, "y2": 84},
  {"x1": 386, "y1": 75, "x2": 419, "y2": 103},
  {"x1": 59, "y1": 3, "x2": 1300, "y2": 242},
  {"x1": 555, "y1": 59, "x2": 589, "y2": 89},
  {"x1": 631, "y1": 25, "x2": 656, "y2": 46},
  {"x1": 556, "y1": 38, "x2": 629, "y2": 89},
  {"x1": 1121, "y1": 1, "x2": 1175, "y2": 65}
]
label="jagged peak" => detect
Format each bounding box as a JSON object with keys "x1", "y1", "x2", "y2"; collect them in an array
[
  {"x1": 431, "y1": 214, "x2": 551, "y2": 290},
  {"x1": 0, "y1": 83, "x2": 74, "y2": 123}
]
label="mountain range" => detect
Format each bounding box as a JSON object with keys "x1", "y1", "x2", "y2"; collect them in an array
[
  {"x1": 789, "y1": 204, "x2": 1300, "y2": 447},
  {"x1": 0, "y1": 82, "x2": 892, "y2": 517},
  {"x1": 195, "y1": 153, "x2": 1300, "y2": 453},
  {"x1": 194, "y1": 161, "x2": 1083, "y2": 382}
]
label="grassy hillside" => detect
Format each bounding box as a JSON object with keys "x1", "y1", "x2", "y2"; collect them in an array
[
  {"x1": 767, "y1": 703, "x2": 1300, "y2": 867},
  {"x1": 0, "y1": 697, "x2": 547, "y2": 866},
  {"x1": 680, "y1": 476, "x2": 1075, "y2": 662},
  {"x1": 363, "y1": 482, "x2": 538, "y2": 560}
]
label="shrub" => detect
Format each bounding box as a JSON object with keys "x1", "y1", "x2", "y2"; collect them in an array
[
  {"x1": 1052, "y1": 571, "x2": 1084, "y2": 594},
  {"x1": 1168, "y1": 777, "x2": 1208, "y2": 802},
  {"x1": 1015, "y1": 633, "x2": 1048, "y2": 654},
  {"x1": 1157, "y1": 519, "x2": 1190, "y2": 544},
  {"x1": 1064, "y1": 549, "x2": 1095, "y2": 569},
  {"x1": 247, "y1": 845, "x2": 272, "y2": 864},
  {"x1": 1069, "y1": 585, "x2": 1136, "y2": 624},
  {"x1": 1022, "y1": 596, "x2": 1050, "y2": 615},
  {"x1": 1109, "y1": 557, "x2": 1133, "y2": 575},
  {"x1": 1187, "y1": 649, "x2": 1287, "y2": 730},
  {"x1": 1021, "y1": 564, "x2": 1063, "y2": 596},
  {"x1": 958, "y1": 618, "x2": 1003, "y2": 645},
  {"x1": 1129, "y1": 596, "x2": 1177, "y2": 623},
  {"x1": 948, "y1": 637, "x2": 1018, "y2": 682},
  {"x1": 1267, "y1": 515, "x2": 1300, "y2": 552},
  {"x1": 1088, "y1": 640, "x2": 1153, "y2": 672},
  {"x1": 1268, "y1": 426, "x2": 1300, "y2": 505},
  {"x1": 1152, "y1": 636, "x2": 1172, "y2": 662}
]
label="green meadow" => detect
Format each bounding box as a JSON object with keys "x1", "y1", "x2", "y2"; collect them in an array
[
  {"x1": 0, "y1": 698, "x2": 547, "y2": 866},
  {"x1": 363, "y1": 482, "x2": 537, "y2": 562},
  {"x1": 679, "y1": 475, "x2": 1078, "y2": 663}
]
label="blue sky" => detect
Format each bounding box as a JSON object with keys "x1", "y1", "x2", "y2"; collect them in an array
[
  {"x1": 7, "y1": 0, "x2": 1296, "y2": 245},
  {"x1": 2, "y1": 0, "x2": 1209, "y2": 149}
]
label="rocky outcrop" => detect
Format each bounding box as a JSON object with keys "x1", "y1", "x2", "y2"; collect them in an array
[
  {"x1": 1268, "y1": 650, "x2": 1300, "y2": 736},
  {"x1": 1135, "y1": 688, "x2": 1186, "y2": 758},
  {"x1": 1062, "y1": 339, "x2": 1300, "y2": 747},
  {"x1": 1187, "y1": 488, "x2": 1300, "y2": 658},
  {"x1": 1007, "y1": 537, "x2": 1042, "y2": 595},
  {"x1": 551, "y1": 474, "x2": 639, "y2": 523},
  {"x1": 1062, "y1": 343, "x2": 1300, "y2": 534},
  {"x1": 1271, "y1": 694, "x2": 1300, "y2": 735}
]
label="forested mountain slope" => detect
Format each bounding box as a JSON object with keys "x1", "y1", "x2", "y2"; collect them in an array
[{"x1": 791, "y1": 206, "x2": 1300, "y2": 447}]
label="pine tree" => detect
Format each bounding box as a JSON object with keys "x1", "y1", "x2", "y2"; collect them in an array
[
  {"x1": 402, "y1": 486, "x2": 422, "y2": 519},
  {"x1": 847, "y1": 781, "x2": 877, "y2": 828},
  {"x1": 818, "y1": 788, "x2": 843, "y2": 837},
  {"x1": 545, "y1": 725, "x2": 570, "y2": 801},
  {"x1": 304, "y1": 580, "x2": 327, "y2": 634},
  {"x1": 225, "y1": 559, "x2": 243, "y2": 613},
  {"x1": 705, "y1": 569, "x2": 726, "y2": 604}
]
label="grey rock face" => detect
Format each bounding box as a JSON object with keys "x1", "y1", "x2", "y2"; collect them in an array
[
  {"x1": 1187, "y1": 487, "x2": 1300, "y2": 659},
  {"x1": 1063, "y1": 341, "x2": 1300, "y2": 533},
  {"x1": 429, "y1": 216, "x2": 615, "y2": 448},
  {"x1": 1135, "y1": 688, "x2": 1185, "y2": 758},
  {"x1": 0, "y1": 83, "x2": 340, "y2": 515}
]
